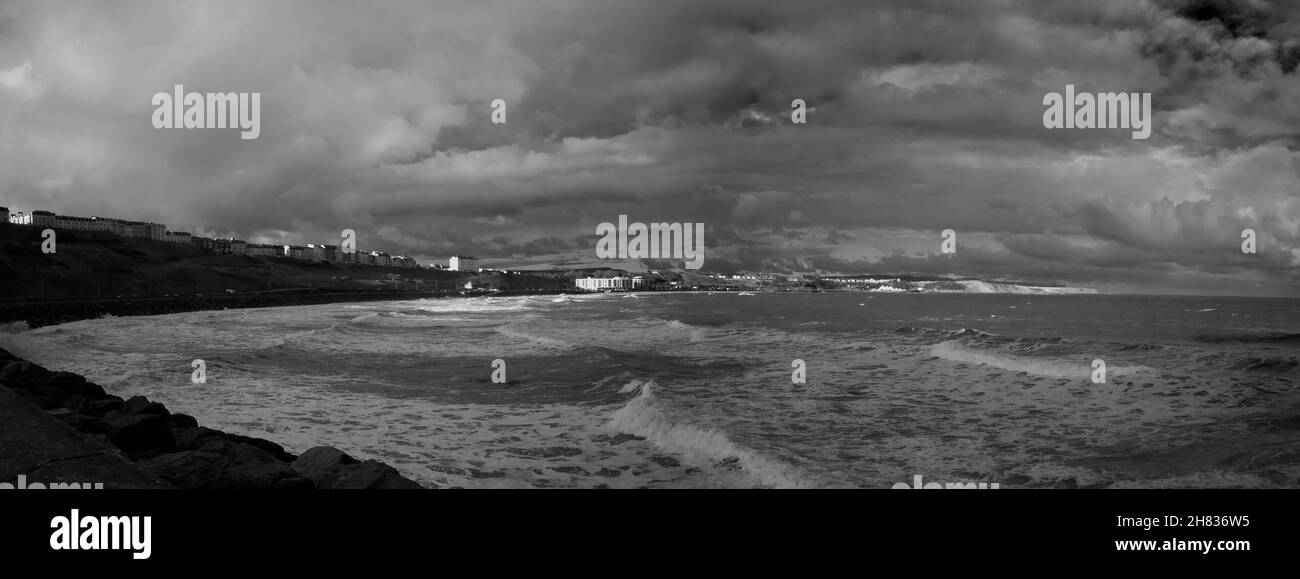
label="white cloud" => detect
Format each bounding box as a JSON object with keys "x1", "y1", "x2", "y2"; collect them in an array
[{"x1": 0, "y1": 61, "x2": 41, "y2": 100}]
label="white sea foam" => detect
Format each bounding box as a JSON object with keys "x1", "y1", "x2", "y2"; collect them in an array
[
  {"x1": 931, "y1": 341, "x2": 1148, "y2": 378},
  {"x1": 607, "y1": 381, "x2": 815, "y2": 489}
]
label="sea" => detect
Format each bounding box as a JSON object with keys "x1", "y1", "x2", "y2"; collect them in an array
[{"x1": 2, "y1": 292, "x2": 1298, "y2": 489}]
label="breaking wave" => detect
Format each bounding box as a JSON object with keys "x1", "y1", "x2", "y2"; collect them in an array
[
  {"x1": 930, "y1": 341, "x2": 1148, "y2": 378},
  {"x1": 607, "y1": 381, "x2": 815, "y2": 489}
]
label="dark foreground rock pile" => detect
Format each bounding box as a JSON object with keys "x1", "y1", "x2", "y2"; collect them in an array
[{"x1": 0, "y1": 347, "x2": 425, "y2": 489}]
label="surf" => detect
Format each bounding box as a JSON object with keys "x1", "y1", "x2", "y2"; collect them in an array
[{"x1": 607, "y1": 381, "x2": 816, "y2": 489}]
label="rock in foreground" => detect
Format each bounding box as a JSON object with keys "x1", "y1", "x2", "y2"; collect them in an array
[
  {"x1": 0, "y1": 347, "x2": 426, "y2": 490},
  {"x1": 291, "y1": 446, "x2": 424, "y2": 490}
]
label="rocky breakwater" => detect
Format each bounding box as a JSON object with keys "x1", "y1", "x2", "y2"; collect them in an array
[{"x1": 0, "y1": 347, "x2": 426, "y2": 489}]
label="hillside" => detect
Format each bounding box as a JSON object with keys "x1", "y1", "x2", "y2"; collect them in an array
[{"x1": 0, "y1": 223, "x2": 570, "y2": 302}]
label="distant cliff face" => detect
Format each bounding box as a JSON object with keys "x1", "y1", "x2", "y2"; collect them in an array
[
  {"x1": 855, "y1": 279, "x2": 1098, "y2": 294},
  {"x1": 932, "y1": 281, "x2": 1099, "y2": 295}
]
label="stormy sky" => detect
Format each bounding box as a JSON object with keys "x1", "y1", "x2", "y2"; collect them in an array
[{"x1": 0, "y1": 0, "x2": 1297, "y2": 296}]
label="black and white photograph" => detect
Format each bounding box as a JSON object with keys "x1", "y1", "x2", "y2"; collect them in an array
[{"x1": 0, "y1": 0, "x2": 1295, "y2": 564}]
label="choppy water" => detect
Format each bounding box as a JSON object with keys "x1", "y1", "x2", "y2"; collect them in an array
[{"x1": 3, "y1": 292, "x2": 1298, "y2": 488}]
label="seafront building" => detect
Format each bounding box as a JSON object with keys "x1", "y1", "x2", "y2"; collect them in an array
[
  {"x1": 321, "y1": 244, "x2": 340, "y2": 262},
  {"x1": 31, "y1": 210, "x2": 56, "y2": 228},
  {"x1": 574, "y1": 276, "x2": 647, "y2": 291},
  {"x1": 449, "y1": 255, "x2": 478, "y2": 271},
  {"x1": 246, "y1": 243, "x2": 279, "y2": 257}
]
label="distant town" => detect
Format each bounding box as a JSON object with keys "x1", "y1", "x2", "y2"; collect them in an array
[
  {"x1": 0, "y1": 205, "x2": 1094, "y2": 295},
  {"x1": 0, "y1": 205, "x2": 479, "y2": 271}
]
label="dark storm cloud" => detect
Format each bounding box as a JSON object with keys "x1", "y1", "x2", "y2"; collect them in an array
[{"x1": 0, "y1": 0, "x2": 1295, "y2": 294}]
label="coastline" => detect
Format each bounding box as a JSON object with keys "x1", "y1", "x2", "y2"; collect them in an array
[{"x1": 0, "y1": 346, "x2": 428, "y2": 490}]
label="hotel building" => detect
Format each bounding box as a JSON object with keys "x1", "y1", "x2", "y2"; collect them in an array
[
  {"x1": 449, "y1": 255, "x2": 478, "y2": 272},
  {"x1": 574, "y1": 276, "x2": 647, "y2": 291}
]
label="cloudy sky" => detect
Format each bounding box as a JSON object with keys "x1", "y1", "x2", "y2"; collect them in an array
[{"x1": 0, "y1": 0, "x2": 1297, "y2": 296}]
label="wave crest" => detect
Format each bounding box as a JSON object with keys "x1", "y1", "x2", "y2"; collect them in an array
[
  {"x1": 608, "y1": 381, "x2": 815, "y2": 489},
  {"x1": 931, "y1": 341, "x2": 1147, "y2": 378}
]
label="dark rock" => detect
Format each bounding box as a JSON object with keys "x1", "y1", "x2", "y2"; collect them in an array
[
  {"x1": 172, "y1": 426, "x2": 222, "y2": 450},
  {"x1": 193, "y1": 437, "x2": 281, "y2": 466},
  {"x1": 10, "y1": 387, "x2": 38, "y2": 404},
  {"x1": 332, "y1": 461, "x2": 424, "y2": 490},
  {"x1": 60, "y1": 413, "x2": 112, "y2": 434},
  {"x1": 121, "y1": 395, "x2": 170, "y2": 417},
  {"x1": 60, "y1": 394, "x2": 102, "y2": 416},
  {"x1": 28, "y1": 394, "x2": 63, "y2": 410},
  {"x1": 140, "y1": 451, "x2": 237, "y2": 489},
  {"x1": 7, "y1": 374, "x2": 106, "y2": 402},
  {"x1": 0, "y1": 350, "x2": 416, "y2": 491},
  {"x1": 292, "y1": 446, "x2": 359, "y2": 474},
  {"x1": 87, "y1": 397, "x2": 123, "y2": 415},
  {"x1": 0, "y1": 360, "x2": 43, "y2": 382},
  {"x1": 36, "y1": 371, "x2": 108, "y2": 400},
  {"x1": 105, "y1": 413, "x2": 175, "y2": 454},
  {"x1": 139, "y1": 451, "x2": 311, "y2": 490},
  {"x1": 223, "y1": 433, "x2": 296, "y2": 463},
  {"x1": 291, "y1": 446, "x2": 422, "y2": 489},
  {"x1": 129, "y1": 447, "x2": 169, "y2": 462}
]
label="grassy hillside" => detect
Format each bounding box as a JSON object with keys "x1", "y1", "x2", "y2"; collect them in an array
[{"x1": 0, "y1": 223, "x2": 570, "y2": 301}]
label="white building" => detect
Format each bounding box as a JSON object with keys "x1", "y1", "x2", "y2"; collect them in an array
[
  {"x1": 449, "y1": 255, "x2": 478, "y2": 271},
  {"x1": 575, "y1": 276, "x2": 646, "y2": 291}
]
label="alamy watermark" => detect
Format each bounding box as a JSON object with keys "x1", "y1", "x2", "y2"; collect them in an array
[
  {"x1": 1043, "y1": 84, "x2": 1151, "y2": 140},
  {"x1": 595, "y1": 215, "x2": 704, "y2": 270},
  {"x1": 152, "y1": 84, "x2": 260, "y2": 139},
  {"x1": 50, "y1": 509, "x2": 151, "y2": 560}
]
